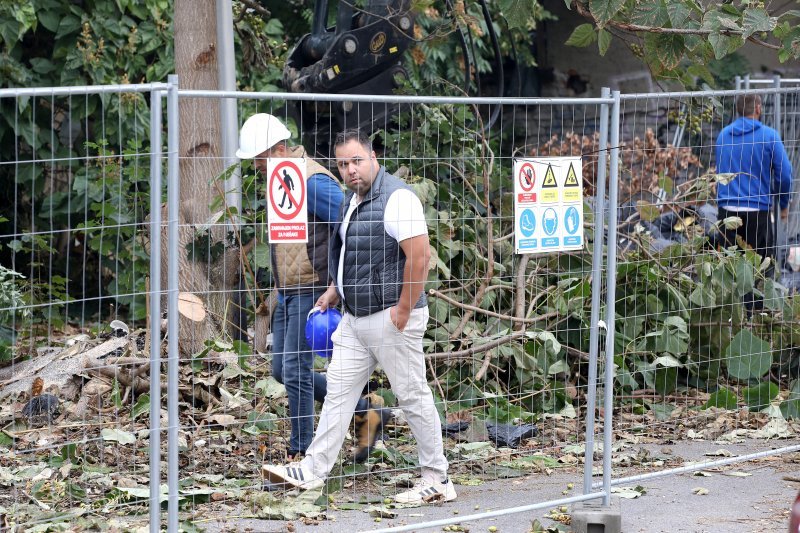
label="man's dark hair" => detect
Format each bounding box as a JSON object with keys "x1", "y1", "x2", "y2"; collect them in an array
[
  {"x1": 334, "y1": 129, "x2": 372, "y2": 152},
  {"x1": 735, "y1": 94, "x2": 761, "y2": 117}
]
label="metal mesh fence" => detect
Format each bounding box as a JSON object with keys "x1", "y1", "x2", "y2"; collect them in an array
[
  {"x1": 167, "y1": 90, "x2": 612, "y2": 531},
  {"x1": 606, "y1": 86, "x2": 800, "y2": 490},
  {"x1": 3, "y1": 80, "x2": 800, "y2": 532},
  {"x1": 0, "y1": 84, "x2": 166, "y2": 530}
]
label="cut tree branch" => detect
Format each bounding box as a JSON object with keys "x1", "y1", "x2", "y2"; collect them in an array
[
  {"x1": 429, "y1": 288, "x2": 559, "y2": 324},
  {"x1": 427, "y1": 331, "x2": 525, "y2": 360}
]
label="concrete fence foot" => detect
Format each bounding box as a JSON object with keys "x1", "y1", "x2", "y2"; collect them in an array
[{"x1": 571, "y1": 499, "x2": 622, "y2": 533}]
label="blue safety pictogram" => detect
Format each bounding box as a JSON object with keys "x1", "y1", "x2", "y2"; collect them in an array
[
  {"x1": 564, "y1": 206, "x2": 580, "y2": 235},
  {"x1": 543, "y1": 208, "x2": 558, "y2": 236},
  {"x1": 519, "y1": 209, "x2": 536, "y2": 237}
]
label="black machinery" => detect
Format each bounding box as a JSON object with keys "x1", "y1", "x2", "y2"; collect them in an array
[{"x1": 282, "y1": 0, "x2": 417, "y2": 149}]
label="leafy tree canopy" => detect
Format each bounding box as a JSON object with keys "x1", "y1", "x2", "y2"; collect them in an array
[{"x1": 567, "y1": 0, "x2": 800, "y2": 85}]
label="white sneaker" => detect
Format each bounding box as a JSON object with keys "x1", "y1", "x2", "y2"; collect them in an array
[
  {"x1": 394, "y1": 477, "x2": 457, "y2": 504},
  {"x1": 261, "y1": 463, "x2": 325, "y2": 490}
]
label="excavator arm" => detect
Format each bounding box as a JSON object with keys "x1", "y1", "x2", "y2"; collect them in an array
[{"x1": 282, "y1": 0, "x2": 416, "y2": 146}]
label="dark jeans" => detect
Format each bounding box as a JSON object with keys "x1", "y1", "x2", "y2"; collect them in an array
[{"x1": 271, "y1": 292, "x2": 328, "y2": 455}]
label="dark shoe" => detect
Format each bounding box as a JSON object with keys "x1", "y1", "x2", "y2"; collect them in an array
[{"x1": 353, "y1": 397, "x2": 393, "y2": 463}]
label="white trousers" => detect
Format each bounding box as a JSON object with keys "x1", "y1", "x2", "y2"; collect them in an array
[{"x1": 300, "y1": 306, "x2": 449, "y2": 480}]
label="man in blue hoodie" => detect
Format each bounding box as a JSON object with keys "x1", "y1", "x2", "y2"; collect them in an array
[{"x1": 716, "y1": 94, "x2": 793, "y2": 262}]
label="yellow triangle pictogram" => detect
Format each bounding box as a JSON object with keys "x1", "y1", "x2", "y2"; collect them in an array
[
  {"x1": 564, "y1": 163, "x2": 579, "y2": 187},
  {"x1": 542, "y1": 164, "x2": 558, "y2": 188}
]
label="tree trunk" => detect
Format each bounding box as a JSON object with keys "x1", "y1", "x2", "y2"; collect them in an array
[{"x1": 162, "y1": 0, "x2": 239, "y2": 356}]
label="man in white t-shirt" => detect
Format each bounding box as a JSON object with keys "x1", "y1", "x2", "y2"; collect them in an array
[{"x1": 262, "y1": 129, "x2": 455, "y2": 504}]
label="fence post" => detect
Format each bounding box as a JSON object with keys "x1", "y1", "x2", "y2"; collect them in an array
[
  {"x1": 166, "y1": 74, "x2": 181, "y2": 533},
  {"x1": 216, "y1": 0, "x2": 241, "y2": 222},
  {"x1": 774, "y1": 75, "x2": 786, "y2": 269},
  {"x1": 602, "y1": 90, "x2": 621, "y2": 507},
  {"x1": 735, "y1": 75, "x2": 741, "y2": 91},
  {"x1": 583, "y1": 87, "x2": 611, "y2": 495},
  {"x1": 774, "y1": 75, "x2": 783, "y2": 137},
  {"x1": 149, "y1": 87, "x2": 164, "y2": 533}
]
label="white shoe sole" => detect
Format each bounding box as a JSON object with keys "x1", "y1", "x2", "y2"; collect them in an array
[
  {"x1": 261, "y1": 465, "x2": 324, "y2": 490},
  {"x1": 394, "y1": 487, "x2": 457, "y2": 504}
]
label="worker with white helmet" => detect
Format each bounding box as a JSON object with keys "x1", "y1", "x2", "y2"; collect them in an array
[{"x1": 237, "y1": 113, "x2": 344, "y2": 460}]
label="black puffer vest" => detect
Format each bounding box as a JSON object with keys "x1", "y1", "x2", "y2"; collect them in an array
[{"x1": 329, "y1": 167, "x2": 427, "y2": 317}]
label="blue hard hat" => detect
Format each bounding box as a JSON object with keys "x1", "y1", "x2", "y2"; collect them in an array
[{"x1": 305, "y1": 307, "x2": 342, "y2": 358}]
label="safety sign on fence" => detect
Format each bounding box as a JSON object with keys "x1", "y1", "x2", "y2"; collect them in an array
[
  {"x1": 513, "y1": 156, "x2": 584, "y2": 254},
  {"x1": 266, "y1": 158, "x2": 309, "y2": 243}
]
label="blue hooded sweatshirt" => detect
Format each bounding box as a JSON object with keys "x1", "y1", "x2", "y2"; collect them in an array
[{"x1": 716, "y1": 117, "x2": 793, "y2": 210}]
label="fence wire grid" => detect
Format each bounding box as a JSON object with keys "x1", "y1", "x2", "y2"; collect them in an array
[{"x1": 1, "y1": 80, "x2": 800, "y2": 533}]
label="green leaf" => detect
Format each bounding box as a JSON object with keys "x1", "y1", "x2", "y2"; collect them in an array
[
  {"x1": 245, "y1": 411, "x2": 278, "y2": 432},
  {"x1": 781, "y1": 398, "x2": 800, "y2": 419},
  {"x1": 101, "y1": 428, "x2": 137, "y2": 445},
  {"x1": 704, "y1": 387, "x2": 739, "y2": 410},
  {"x1": 589, "y1": 0, "x2": 626, "y2": 25},
  {"x1": 708, "y1": 33, "x2": 744, "y2": 60},
  {"x1": 118, "y1": 484, "x2": 170, "y2": 502},
  {"x1": 732, "y1": 257, "x2": 755, "y2": 296},
  {"x1": 255, "y1": 377, "x2": 285, "y2": 399},
  {"x1": 666, "y1": 2, "x2": 690, "y2": 27},
  {"x1": 762, "y1": 279, "x2": 784, "y2": 311},
  {"x1": 742, "y1": 7, "x2": 777, "y2": 39},
  {"x1": 648, "y1": 402, "x2": 675, "y2": 421},
  {"x1": 653, "y1": 367, "x2": 678, "y2": 396},
  {"x1": 111, "y1": 379, "x2": 122, "y2": 408},
  {"x1": 565, "y1": 24, "x2": 597, "y2": 47},
  {"x1": 598, "y1": 28, "x2": 612, "y2": 56},
  {"x1": 687, "y1": 64, "x2": 715, "y2": 85},
  {"x1": 631, "y1": 0, "x2": 670, "y2": 27},
  {"x1": 131, "y1": 394, "x2": 150, "y2": 420},
  {"x1": 741, "y1": 381, "x2": 779, "y2": 410},
  {"x1": 252, "y1": 243, "x2": 270, "y2": 269},
  {"x1": 498, "y1": 0, "x2": 532, "y2": 30},
  {"x1": 724, "y1": 329, "x2": 772, "y2": 380},
  {"x1": 653, "y1": 34, "x2": 685, "y2": 70}
]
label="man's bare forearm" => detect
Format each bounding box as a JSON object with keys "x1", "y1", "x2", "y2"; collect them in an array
[{"x1": 397, "y1": 235, "x2": 431, "y2": 314}]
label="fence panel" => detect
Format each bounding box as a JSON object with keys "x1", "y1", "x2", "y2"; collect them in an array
[
  {"x1": 606, "y1": 86, "x2": 800, "y2": 491},
  {"x1": 6, "y1": 81, "x2": 800, "y2": 532},
  {"x1": 0, "y1": 84, "x2": 166, "y2": 531},
  {"x1": 164, "y1": 89, "x2": 617, "y2": 530}
]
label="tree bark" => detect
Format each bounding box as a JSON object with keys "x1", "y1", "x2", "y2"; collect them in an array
[{"x1": 161, "y1": 0, "x2": 239, "y2": 356}]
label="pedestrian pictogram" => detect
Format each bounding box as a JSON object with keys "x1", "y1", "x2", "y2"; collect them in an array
[
  {"x1": 269, "y1": 160, "x2": 306, "y2": 221},
  {"x1": 266, "y1": 158, "x2": 308, "y2": 243}
]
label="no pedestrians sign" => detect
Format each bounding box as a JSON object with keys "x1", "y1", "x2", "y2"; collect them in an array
[{"x1": 266, "y1": 158, "x2": 308, "y2": 243}]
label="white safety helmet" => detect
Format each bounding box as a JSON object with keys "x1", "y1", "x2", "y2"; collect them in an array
[{"x1": 235, "y1": 113, "x2": 291, "y2": 159}]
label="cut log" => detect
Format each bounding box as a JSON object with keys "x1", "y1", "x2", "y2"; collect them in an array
[{"x1": 178, "y1": 292, "x2": 207, "y2": 322}]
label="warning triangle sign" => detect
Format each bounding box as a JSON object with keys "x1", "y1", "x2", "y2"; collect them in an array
[
  {"x1": 564, "y1": 163, "x2": 579, "y2": 187},
  {"x1": 542, "y1": 164, "x2": 558, "y2": 188}
]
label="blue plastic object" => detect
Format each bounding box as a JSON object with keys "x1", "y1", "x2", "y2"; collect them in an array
[{"x1": 305, "y1": 307, "x2": 342, "y2": 358}]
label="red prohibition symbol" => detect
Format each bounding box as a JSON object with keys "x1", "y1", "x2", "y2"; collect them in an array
[
  {"x1": 519, "y1": 162, "x2": 535, "y2": 192},
  {"x1": 269, "y1": 160, "x2": 306, "y2": 221}
]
